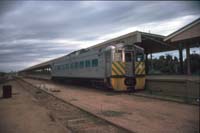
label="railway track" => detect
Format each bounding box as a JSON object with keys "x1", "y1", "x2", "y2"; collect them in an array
[{"x1": 15, "y1": 78, "x2": 132, "y2": 133}]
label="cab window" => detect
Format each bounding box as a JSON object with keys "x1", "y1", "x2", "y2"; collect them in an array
[
  {"x1": 114, "y1": 50, "x2": 122, "y2": 61},
  {"x1": 125, "y1": 53, "x2": 132, "y2": 62}
]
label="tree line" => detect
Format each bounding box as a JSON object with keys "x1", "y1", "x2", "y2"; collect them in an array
[{"x1": 147, "y1": 53, "x2": 200, "y2": 75}]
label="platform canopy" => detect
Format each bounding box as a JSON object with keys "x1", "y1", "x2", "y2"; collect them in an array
[
  {"x1": 164, "y1": 18, "x2": 200, "y2": 75},
  {"x1": 89, "y1": 31, "x2": 175, "y2": 54}
]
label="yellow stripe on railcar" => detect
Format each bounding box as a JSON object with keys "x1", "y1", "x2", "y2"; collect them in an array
[
  {"x1": 135, "y1": 61, "x2": 145, "y2": 90},
  {"x1": 111, "y1": 61, "x2": 126, "y2": 91}
]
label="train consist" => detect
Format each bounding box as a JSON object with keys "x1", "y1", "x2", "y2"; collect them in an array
[{"x1": 51, "y1": 43, "x2": 145, "y2": 91}]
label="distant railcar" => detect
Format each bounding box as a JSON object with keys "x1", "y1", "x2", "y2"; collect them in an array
[{"x1": 51, "y1": 43, "x2": 145, "y2": 91}]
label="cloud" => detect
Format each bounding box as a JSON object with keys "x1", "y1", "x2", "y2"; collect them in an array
[{"x1": 0, "y1": 1, "x2": 200, "y2": 72}]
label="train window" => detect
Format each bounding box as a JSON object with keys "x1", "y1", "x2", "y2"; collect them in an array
[
  {"x1": 73, "y1": 63, "x2": 75, "y2": 69},
  {"x1": 62, "y1": 65, "x2": 65, "y2": 70},
  {"x1": 57, "y1": 66, "x2": 60, "y2": 70},
  {"x1": 70, "y1": 63, "x2": 73, "y2": 69},
  {"x1": 85, "y1": 60, "x2": 90, "y2": 67},
  {"x1": 75, "y1": 62, "x2": 78, "y2": 69},
  {"x1": 65, "y1": 64, "x2": 69, "y2": 70},
  {"x1": 80, "y1": 61, "x2": 84, "y2": 68},
  {"x1": 125, "y1": 53, "x2": 132, "y2": 62},
  {"x1": 114, "y1": 52, "x2": 122, "y2": 61},
  {"x1": 136, "y1": 53, "x2": 144, "y2": 62},
  {"x1": 92, "y1": 59, "x2": 98, "y2": 67}
]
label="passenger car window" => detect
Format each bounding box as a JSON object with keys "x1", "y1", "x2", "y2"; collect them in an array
[
  {"x1": 57, "y1": 66, "x2": 60, "y2": 70},
  {"x1": 62, "y1": 65, "x2": 65, "y2": 70},
  {"x1": 80, "y1": 61, "x2": 84, "y2": 68},
  {"x1": 92, "y1": 59, "x2": 98, "y2": 67},
  {"x1": 85, "y1": 60, "x2": 90, "y2": 67},
  {"x1": 75, "y1": 62, "x2": 78, "y2": 69},
  {"x1": 70, "y1": 63, "x2": 73, "y2": 69},
  {"x1": 65, "y1": 64, "x2": 69, "y2": 70}
]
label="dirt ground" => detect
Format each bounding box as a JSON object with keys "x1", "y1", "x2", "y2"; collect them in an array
[
  {"x1": 0, "y1": 80, "x2": 69, "y2": 133},
  {"x1": 0, "y1": 79, "x2": 129, "y2": 133},
  {"x1": 22, "y1": 78, "x2": 200, "y2": 133}
]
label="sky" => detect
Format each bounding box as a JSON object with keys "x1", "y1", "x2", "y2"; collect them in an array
[{"x1": 0, "y1": 1, "x2": 200, "y2": 72}]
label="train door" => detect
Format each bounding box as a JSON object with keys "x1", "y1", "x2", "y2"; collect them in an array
[
  {"x1": 125, "y1": 51, "x2": 135, "y2": 77},
  {"x1": 124, "y1": 51, "x2": 136, "y2": 90}
]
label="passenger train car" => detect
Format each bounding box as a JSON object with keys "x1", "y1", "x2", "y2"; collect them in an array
[{"x1": 51, "y1": 43, "x2": 145, "y2": 91}]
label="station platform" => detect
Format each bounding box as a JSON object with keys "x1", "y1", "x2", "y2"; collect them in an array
[{"x1": 146, "y1": 75, "x2": 200, "y2": 102}]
